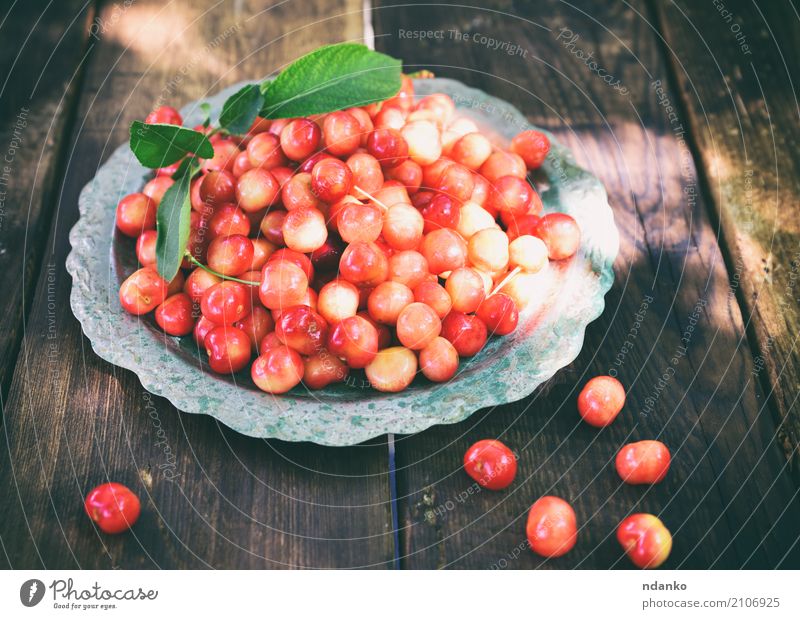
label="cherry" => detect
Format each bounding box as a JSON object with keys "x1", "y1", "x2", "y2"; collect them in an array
[
  {"x1": 385, "y1": 159, "x2": 423, "y2": 194},
  {"x1": 200, "y1": 139, "x2": 240, "y2": 173},
  {"x1": 232, "y1": 149, "x2": 254, "y2": 177},
  {"x1": 317, "y1": 279, "x2": 360, "y2": 323},
  {"x1": 367, "y1": 281, "x2": 414, "y2": 325},
  {"x1": 116, "y1": 193, "x2": 157, "y2": 238},
  {"x1": 259, "y1": 331, "x2": 283, "y2": 354},
  {"x1": 298, "y1": 152, "x2": 337, "y2": 174},
  {"x1": 396, "y1": 302, "x2": 441, "y2": 350},
  {"x1": 415, "y1": 93, "x2": 455, "y2": 126},
  {"x1": 155, "y1": 293, "x2": 195, "y2": 336},
  {"x1": 617, "y1": 514, "x2": 672, "y2": 569},
  {"x1": 468, "y1": 228, "x2": 509, "y2": 273},
  {"x1": 200, "y1": 281, "x2": 251, "y2": 325},
  {"x1": 119, "y1": 267, "x2": 168, "y2": 315},
  {"x1": 534, "y1": 213, "x2": 581, "y2": 260},
  {"x1": 247, "y1": 132, "x2": 285, "y2": 169},
  {"x1": 419, "y1": 336, "x2": 459, "y2": 382},
  {"x1": 511, "y1": 129, "x2": 550, "y2": 169},
  {"x1": 84, "y1": 482, "x2": 141, "y2": 534},
  {"x1": 486, "y1": 175, "x2": 534, "y2": 215},
  {"x1": 303, "y1": 352, "x2": 350, "y2": 389},
  {"x1": 479, "y1": 150, "x2": 527, "y2": 182},
  {"x1": 526, "y1": 496, "x2": 578, "y2": 558},
  {"x1": 327, "y1": 315, "x2": 379, "y2": 368},
  {"x1": 463, "y1": 439, "x2": 517, "y2": 490},
  {"x1": 142, "y1": 175, "x2": 174, "y2": 205},
  {"x1": 420, "y1": 228, "x2": 468, "y2": 275},
  {"x1": 311, "y1": 158, "x2": 353, "y2": 203},
  {"x1": 184, "y1": 268, "x2": 221, "y2": 304},
  {"x1": 234, "y1": 305, "x2": 274, "y2": 351},
  {"x1": 434, "y1": 162, "x2": 474, "y2": 203},
  {"x1": 206, "y1": 234, "x2": 254, "y2": 277},
  {"x1": 413, "y1": 280, "x2": 451, "y2": 319},
  {"x1": 309, "y1": 235, "x2": 345, "y2": 273},
  {"x1": 450, "y1": 132, "x2": 492, "y2": 170},
  {"x1": 337, "y1": 202, "x2": 383, "y2": 244},
  {"x1": 235, "y1": 168, "x2": 279, "y2": 212},
  {"x1": 577, "y1": 375, "x2": 625, "y2": 427},
  {"x1": 346, "y1": 152, "x2": 384, "y2": 194},
  {"x1": 616, "y1": 440, "x2": 671, "y2": 485},
  {"x1": 365, "y1": 346, "x2": 417, "y2": 392},
  {"x1": 441, "y1": 311, "x2": 487, "y2": 357},
  {"x1": 476, "y1": 293, "x2": 519, "y2": 336},
  {"x1": 204, "y1": 325, "x2": 251, "y2": 373},
  {"x1": 445, "y1": 267, "x2": 485, "y2": 313},
  {"x1": 208, "y1": 204, "x2": 251, "y2": 239},
  {"x1": 420, "y1": 194, "x2": 460, "y2": 233},
  {"x1": 193, "y1": 315, "x2": 216, "y2": 347},
  {"x1": 200, "y1": 170, "x2": 236, "y2": 205},
  {"x1": 339, "y1": 241, "x2": 389, "y2": 287},
  {"x1": 260, "y1": 209, "x2": 287, "y2": 246},
  {"x1": 145, "y1": 105, "x2": 182, "y2": 125},
  {"x1": 366, "y1": 128, "x2": 409, "y2": 168},
  {"x1": 509, "y1": 235, "x2": 548, "y2": 273},
  {"x1": 268, "y1": 248, "x2": 315, "y2": 281},
  {"x1": 156, "y1": 159, "x2": 182, "y2": 177},
  {"x1": 135, "y1": 230, "x2": 157, "y2": 267},
  {"x1": 282, "y1": 207, "x2": 328, "y2": 253},
  {"x1": 275, "y1": 305, "x2": 329, "y2": 355},
  {"x1": 401, "y1": 120, "x2": 442, "y2": 165},
  {"x1": 388, "y1": 250, "x2": 430, "y2": 289},
  {"x1": 249, "y1": 238, "x2": 277, "y2": 271},
  {"x1": 279, "y1": 118, "x2": 321, "y2": 162},
  {"x1": 281, "y1": 172, "x2": 320, "y2": 211},
  {"x1": 251, "y1": 345, "x2": 304, "y2": 393},
  {"x1": 505, "y1": 213, "x2": 541, "y2": 241},
  {"x1": 323, "y1": 111, "x2": 361, "y2": 156},
  {"x1": 259, "y1": 260, "x2": 309, "y2": 310}
]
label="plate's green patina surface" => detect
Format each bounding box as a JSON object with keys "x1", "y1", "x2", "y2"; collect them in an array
[{"x1": 66, "y1": 78, "x2": 618, "y2": 446}]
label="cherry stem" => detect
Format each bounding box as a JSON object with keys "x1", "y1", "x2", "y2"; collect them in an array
[
  {"x1": 353, "y1": 185, "x2": 389, "y2": 211},
  {"x1": 488, "y1": 266, "x2": 522, "y2": 297},
  {"x1": 184, "y1": 253, "x2": 259, "y2": 286}
]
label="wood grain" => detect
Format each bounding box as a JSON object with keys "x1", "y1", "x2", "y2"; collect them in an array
[
  {"x1": 374, "y1": 0, "x2": 800, "y2": 568},
  {"x1": 653, "y1": 0, "x2": 800, "y2": 478},
  {"x1": 0, "y1": 0, "x2": 94, "y2": 397},
  {"x1": 0, "y1": 0, "x2": 395, "y2": 569}
]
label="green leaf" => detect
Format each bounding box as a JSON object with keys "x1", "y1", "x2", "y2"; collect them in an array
[
  {"x1": 155, "y1": 169, "x2": 194, "y2": 282},
  {"x1": 171, "y1": 156, "x2": 198, "y2": 180},
  {"x1": 129, "y1": 121, "x2": 214, "y2": 169},
  {"x1": 199, "y1": 102, "x2": 212, "y2": 128},
  {"x1": 260, "y1": 43, "x2": 401, "y2": 118},
  {"x1": 219, "y1": 84, "x2": 264, "y2": 135}
]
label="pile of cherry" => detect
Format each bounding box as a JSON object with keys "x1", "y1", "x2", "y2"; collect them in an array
[{"x1": 116, "y1": 76, "x2": 581, "y2": 394}]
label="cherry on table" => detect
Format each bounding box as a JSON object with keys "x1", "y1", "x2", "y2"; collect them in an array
[{"x1": 84, "y1": 482, "x2": 141, "y2": 534}]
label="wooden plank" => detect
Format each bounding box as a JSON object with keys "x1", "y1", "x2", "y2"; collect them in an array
[
  {"x1": 0, "y1": 0, "x2": 395, "y2": 569},
  {"x1": 0, "y1": 0, "x2": 94, "y2": 396},
  {"x1": 653, "y1": 0, "x2": 800, "y2": 478},
  {"x1": 374, "y1": 0, "x2": 800, "y2": 568}
]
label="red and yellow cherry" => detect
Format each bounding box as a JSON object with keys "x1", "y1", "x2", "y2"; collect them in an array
[
  {"x1": 479, "y1": 150, "x2": 527, "y2": 182},
  {"x1": 389, "y1": 250, "x2": 430, "y2": 289},
  {"x1": 247, "y1": 132, "x2": 285, "y2": 169},
  {"x1": 413, "y1": 280, "x2": 452, "y2": 319},
  {"x1": 383, "y1": 202, "x2": 424, "y2": 251},
  {"x1": 155, "y1": 293, "x2": 195, "y2": 336},
  {"x1": 200, "y1": 139, "x2": 239, "y2": 173},
  {"x1": 486, "y1": 175, "x2": 534, "y2": 215},
  {"x1": 339, "y1": 241, "x2": 389, "y2": 287},
  {"x1": 260, "y1": 209, "x2": 287, "y2": 246},
  {"x1": 526, "y1": 496, "x2": 578, "y2": 558},
  {"x1": 84, "y1": 482, "x2": 141, "y2": 534},
  {"x1": 201, "y1": 281, "x2": 251, "y2": 325},
  {"x1": 259, "y1": 260, "x2": 309, "y2": 310},
  {"x1": 419, "y1": 336, "x2": 459, "y2": 382},
  {"x1": 617, "y1": 514, "x2": 672, "y2": 569},
  {"x1": 208, "y1": 204, "x2": 251, "y2": 239},
  {"x1": 119, "y1": 267, "x2": 168, "y2": 315},
  {"x1": 235, "y1": 168, "x2": 279, "y2": 212},
  {"x1": 204, "y1": 325, "x2": 251, "y2": 373},
  {"x1": 317, "y1": 279, "x2": 360, "y2": 323},
  {"x1": 577, "y1": 375, "x2": 626, "y2": 427},
  {"x1": 367, "y1": 128, "x2": 409, "y2": 168},
  {"x1": 206, "y1": 234, "x2": 254, "y2": 277},
  {"x1": 367, "y1": 281, "x2": 414, "y2": 325},
  {"x1": 259, "y1": 331, "x2": 282, "y2": 354},
  {"x1": 511, "y1": 129, "x2": 550, "y2": 169},
  {"x1": 192, "y1": 315, "x2": 216, "y2": 347},
  {"x1": 396, "y1": 302, "x2": 441, "y2": 350},
  {"x1": 616, "y1": 440, "x2": 671, "y2": 485},
  {"x1": 142, "y1": 175, "x2": 174, "y2": 205},
  {"x1": 251, "y1": 345, "x2": 304, "y2": 393},
  {"x1": 346, "y1": 153, "x2": 384, "y2": 194},
  {"x1": 534, "y1": 213, "x2": 581, "y2": 260},
  {"x1": 280, "y1": 118, "x2": 321, "y2": 162},
  {"x1": 281, "y1": 172, "x2": 320, "y2": 212},
  {"x1": 365, "y1": 346, "x2": 417, "y2": 392},
  {"x1": 282, "y1": 207, "x2": 328, "y2": 253},
  {"x1": 337, "y1": 202, "x2": 383, "y2": 244},
  {"x1": 184, "y1": 268, "x2": 221, "y2": 304},
  {"x1": 310, "y1": 157, "x2": 353, "y2": 202},
  {"x1": 420, "y1": 193, "x2": 460, "y2": 233},
  {"x1": 385, "y1": 159, "x2": 423, "y2": 194},
  {"x1": 200, "y1": 169, "x2": 236, "y2": 205},
  {"x1": 327, "y1": 315, "x2": 379, "y2": 368},
  {"x1": 145, "y1": 105, "x2": 182, "y2": 125},
  {"x1": 450, "y1": 132, "x2": 492, "y2": 170},
  {"x1": 249, "y1": 238, "x2": 277, "y2": 271},
  {"x1": 268, "y1": 248, "x2": 315, "y2": 281},
  {"x1": 135, "y1": 230, "x2": 157, "y2": 267},
  {"x1": 323, "y1": 111, "x2": 361, "y2": 157},
  {"x1": 420, "y1": 228, "x2": 467, "y2": 275},
  {"x1": 303, "y1": 352, "x2": 350, "y2": 389},
  {"x1": 275, "y1": 305, "x2": 329, "y2": 356},
  {"x1": 234, "y1": 305, "x2": 274, "y2": 351},
  {"x1": 463, "y1": 439, "x2": 517, "y2": 490},
  {"x1": 441, "y1": 311, "x2": 487, "y2": 357},
  {"x1": 116, "y1": 193, "x2": 157, "y2": 238},
  {"x1": 445, "y1": 267, "x2": 485, "y2": 313},
  {"x1": 476, "y1": 293, "x2": 519, "y2": 336}
]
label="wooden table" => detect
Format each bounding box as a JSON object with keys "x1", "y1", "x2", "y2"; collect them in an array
[{"x1": 1, "y1": 0, "x2": 798, "y2": 569}]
